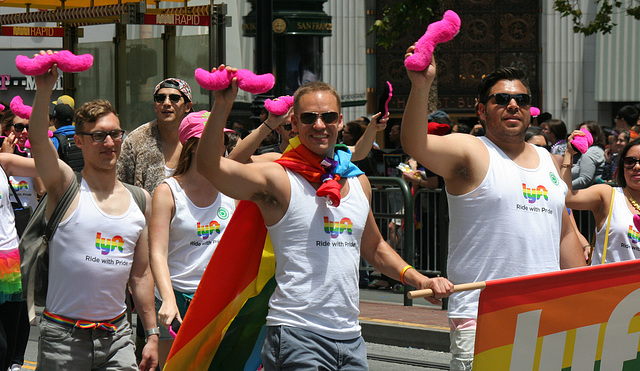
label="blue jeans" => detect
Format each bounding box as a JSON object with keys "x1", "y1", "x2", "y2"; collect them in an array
[
  {"x1": 261, "y1": 326, "x2": 368, "y2": 370},
  {"x1": 37, "y1": 315, "x2": 137, "y2": 371}
]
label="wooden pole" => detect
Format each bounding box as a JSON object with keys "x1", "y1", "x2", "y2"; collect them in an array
[{"x1": 407, "y1": 281, "x2": 487, "y2": 299}]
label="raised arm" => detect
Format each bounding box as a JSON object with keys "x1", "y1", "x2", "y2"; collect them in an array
[
  {"x1": 560, "y1": 131, "x2": 610, "y2": 218},
  {"x1": 0, "y1": 153, "x2": 38, "y2": 178},
  {"x1": 30, "y1": 52, "x2": 74, "y2": 202},
  {"x1": 401, "y1": 46, "x2": 483, "y2": 193},
  {"x1": 227, "y1": 109, "x2": 290, "y2": 163},
  {"x1": 196, "y1": 66, "x2": 289, "y2": 224},
  {"x1": 349, "y1": 112, "x2": 387, "y2": 161}
]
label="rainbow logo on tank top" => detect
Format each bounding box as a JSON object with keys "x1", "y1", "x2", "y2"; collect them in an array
[
  {"x1": 95, "y1": 232, "x2": 124, "y2": 255},
  {"x1": 522, "y1": 183, "x2": 548, "y2": 204},
  {"x1": 323, "y1": 217, "x2": 353, "y2": 239},
  {"x1": 628, "y1": 225, "x2": 640, "y2": 243},
  {"x1": 197, "y1": 221, "x2": 221, "y2": 240},
  {"x1": 10, "y1": 180, "x2": 28, "y2": 190}
]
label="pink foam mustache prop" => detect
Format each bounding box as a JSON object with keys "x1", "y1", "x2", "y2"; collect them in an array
[
  {"x1": 530, "y1": 107, "x2": 541, "y2": 117},
  {"x1": 405, "y1": 10, "x2": 461, "y2": 71},
  {"x1": 264, "y1": 95, "x2": 294, "y2": 115},
  {"x1": 634, "y1": 214, "x2": 640, "y2": 232},
  {"x1": 10, "y1": 96, "x2": 32, "y2": 119},
  {"x1": 16, "y1": 50, "x2": 93, "y2": 76},
  {"x1": 0, "y1": 103, "x2": 4, "y2": 112},
  {"x1": 194, "y1": 68, "x2": 275, "y2": 94}
]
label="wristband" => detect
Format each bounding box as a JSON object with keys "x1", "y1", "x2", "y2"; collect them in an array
[
  {"x1": 145, "y1": 327, "x2": 160, "y2": 339},
  {"x1": 262, "y1": 121, "x2": 275, "y2": 131},
  {"x1": 582, "y1": 244, "x2": 591, "y2": 251},
  {"x1": 400, "y1": 265, "x2": 413, "y2": 285},
  {"x1": 561, "y1": 163, "x2": 572, "y2": 168}
]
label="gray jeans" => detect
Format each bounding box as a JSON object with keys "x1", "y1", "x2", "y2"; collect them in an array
[
  {"x1": 37, "y1": 315, "x2": 137, "y2": 371},
  {"x1": 261, "y1": 325, "x2": 368, "y2": 370}
]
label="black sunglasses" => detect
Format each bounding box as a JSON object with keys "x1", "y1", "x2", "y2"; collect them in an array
[
  {"x1": 488, "y1": 93, "x2": 531, "y2": 107},
  {"x1": 11, "y1": 123, "x2": 29, "y2": 132},
  {"x1": 623, "y1": 156, "x2": 640, "y2": 169},
  {"x1": 282, "y1": 123, "x2": 292, "y2": 131},
  {"x1": 154, "y1": 93, "x2": 183, "y2": 104},
  {"x1": 298, "y1": 111, "x2": 340, "y2": 125},
  {"x1": 78, "y1": 129, "x2": 125, "y2": 142}
]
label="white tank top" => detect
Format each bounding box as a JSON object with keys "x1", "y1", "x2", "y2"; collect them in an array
[
  {"x1": 0, "y1": 167, "x2": 19, "y2": 252},
  {"x1": 46, "y1": 179, "x2": 146, "y2": 321},
  {"x1": 266, "y1": 170, "x2": 369, "y2": 340},
  {"x1": 593, "y1": 187, "x2": 640, "y2": 264},
  {"x1": 446, "y1": 137, "x2": 566, "y2": 318},
  {"x1": 159, "y1": 177, "x2": 236, "y2": 294},
  {"x1": 9, "y1": 176, "x2": 38, "y2": 209}
]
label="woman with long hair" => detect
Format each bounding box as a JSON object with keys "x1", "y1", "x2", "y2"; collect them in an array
[
  {"x1": 561, "y1": 136, "x2": 640, "y2": 264},
  {"x1": 0, "y1": 153, "x2": 38, "y2": 370},
  {"x1": 149, "y1": 111, "x2": 237, "y2": 367}
]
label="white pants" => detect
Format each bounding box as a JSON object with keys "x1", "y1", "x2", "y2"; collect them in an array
[{"x1": 449, "y1": 318, "x2": 477, "y2": 371}]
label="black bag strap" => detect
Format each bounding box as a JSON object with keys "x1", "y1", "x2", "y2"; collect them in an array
[
  {"x1": 122, "y1": 182, "x2": 146, "y2": 213},
  {"x1": 0, "y1": 162, "x2": 25, "y2": 207},
  {"x1": 44, "y1": 172, "x2": 81, "y2": 242}
]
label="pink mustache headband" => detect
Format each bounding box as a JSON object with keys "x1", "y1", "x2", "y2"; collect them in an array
[
  {"x1": 194, "y1": 68, "x2": 275, "y2": 95},
  {"x1": 16, "y1": 50, "x2": 93, "y2": 76}
]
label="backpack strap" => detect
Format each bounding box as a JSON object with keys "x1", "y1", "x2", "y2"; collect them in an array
[
  {"x1": 123, "y1": 183, "x2": 147, "y2": 213},
  {"x1": 44, "y1": 172, "x2": 81, "y2": 242}
]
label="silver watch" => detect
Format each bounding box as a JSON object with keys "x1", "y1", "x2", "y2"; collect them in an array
[{"x1": 145, "y1": 327, "x2": 160, "y2": 339}]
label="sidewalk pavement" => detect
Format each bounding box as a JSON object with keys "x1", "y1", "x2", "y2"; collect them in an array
[{"x1": 359, "y1": 288, "x2": 450, "y2": 352}]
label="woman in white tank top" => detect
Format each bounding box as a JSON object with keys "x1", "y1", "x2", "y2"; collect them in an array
[
  {"x1": 149, "y1": 111, "x2": 237, "y2": 367},
  {"x1": 561, "y1": 133, "x2": 640, "y2": 265},
  {"x1": 0, "y1": 153, "x2": 39, "y2": 370}
]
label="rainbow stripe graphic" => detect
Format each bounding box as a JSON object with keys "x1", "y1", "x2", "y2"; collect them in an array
[
  {"x1": 628, "y1": 225, "x2": 640, "y2": 243},
  {"x1": 196, "y1": 221, "x2": 220, "y2": 240},
  {"x1": 165, "y1": 201, "x2": 276, "y2": 371},
  {"x1": 474, "y1": 259, "x2": 640, "y2": 370},
  {"x1": 522, "y1": 183, "x2": 548, "y2": 204},
  {"x1": 10, "y1": 180, "x2": 28, "y2": 190},
  {"x1": 323, "y1": 216, "x2": 353, "y2": 238},
  {"x1": 95, "y1": 232, "x2": 124, "y2": 255}
]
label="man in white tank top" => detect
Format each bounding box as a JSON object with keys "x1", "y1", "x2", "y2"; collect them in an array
[
  {"x1": 29, "y1": 52, "x2": 159, "y2": 371},
  {"x1": 401, "y1": 54, "x2": 587, "y2": 370},
  {"x1": 196, "y1": 66, "x2": 454, "y2": 370}
]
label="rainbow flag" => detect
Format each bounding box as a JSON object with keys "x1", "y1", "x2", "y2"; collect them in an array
[
  {"x1": 164, "y1": 201, "x2": 276, "y2": 371},
  {"x1": 474, "y1": 259, "x2": 640, "y2": 370}
]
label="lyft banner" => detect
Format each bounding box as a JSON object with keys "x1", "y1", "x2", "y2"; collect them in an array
[{"x1": 474, "y1": 259, "x2": 640, "y2": 370}]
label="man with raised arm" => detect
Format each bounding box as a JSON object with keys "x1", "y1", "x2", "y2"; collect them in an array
[
  {"x1": 401, "y1": 55, "x2": 586, "y2": 369},
  {"x1": 28, "y1": 51, "x2": 158, "y2": 371},
  {"x1": 196, "y1": 65, "x2": 453, "y2": 370}
]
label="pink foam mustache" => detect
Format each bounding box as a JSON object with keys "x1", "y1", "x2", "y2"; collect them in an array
[
  {"x1": 405, "y1": 10, "x2": 461, "y2": 71},
  {"x1": 194, "y1": 68, "x2": 275, "y2": 94},
  {"x1": 264, "y1": 95, "x2": 294, "y2": 115},
  {"x1": 16, "y1": 50, "x2": 94, "y2": 76},
  {"x1": 10, "y1": 96, "x2": 32, "y2": 119}
]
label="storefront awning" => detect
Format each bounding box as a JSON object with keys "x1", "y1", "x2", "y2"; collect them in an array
[{"x1": 0, "y1": 0, "x2": 186, "y2": 10}]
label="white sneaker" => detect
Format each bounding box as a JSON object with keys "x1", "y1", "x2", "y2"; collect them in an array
[{"x1": 10, "y1": 364, "x2": 21, "y2": 371}]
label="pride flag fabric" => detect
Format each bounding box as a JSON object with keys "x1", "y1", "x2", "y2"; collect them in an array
[
  {"x1": 474, "y1": 259, "x2": 640, "y2": 370},
  {"x1": 164, "y1": 201, "x2": 276, "y2": 371}
]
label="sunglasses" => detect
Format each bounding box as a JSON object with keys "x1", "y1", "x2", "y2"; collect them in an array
[
  {"x1": 12, "y1": 123, "x2": 29, "y2": 132},
  {"x1": 623, "y1": 156, "x2": 640, "y2": 169},
  {"x1": 488, "y1": 93, "x2": 532, "y2": 106},
  {"x1": 154, "y1": 94, "x2": 183, "y2": 104},
  {"x1": 298, "y1": 111, "x2": 340, "y2": 125},
  {"x1": 282, "y1": 123, "x2": 292, "y2": 131},
  {"x1": 78, "y1": 129, "x2": 125, "y2": 142}
]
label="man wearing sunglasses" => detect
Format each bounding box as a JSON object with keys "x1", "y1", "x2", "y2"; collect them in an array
[
  {"x1": 401, "y1": 57, "x2": 586, "y2": 370},
  {"x1": 196, "y1": 65, "x2": 453, "y2": 370},
  {"x1": 117, "y1": 78, "x2": 193, "y2": 195},
  {"x1": 28, "y1": 54, "x2": 159, "y2": 371}
]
